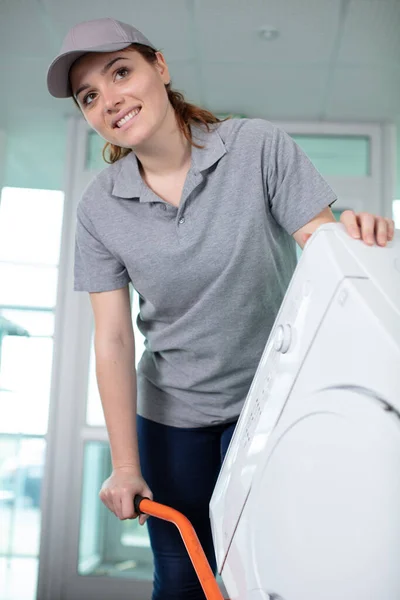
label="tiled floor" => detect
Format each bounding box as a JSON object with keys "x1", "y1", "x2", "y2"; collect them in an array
[{"x1": 0, "y1": 557, "x2": 38, "y2": 600}]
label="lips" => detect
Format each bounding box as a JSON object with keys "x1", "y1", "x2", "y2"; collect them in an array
[{"x1": 112, "y1": 106, "x2": 141, "y2": 128}]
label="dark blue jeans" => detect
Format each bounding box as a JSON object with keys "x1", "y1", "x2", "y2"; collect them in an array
[{"x1": 137, "y1": 415, "x2": 237, "y2": 600}]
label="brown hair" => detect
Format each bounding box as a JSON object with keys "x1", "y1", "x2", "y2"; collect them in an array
[{"x1": 73, "y1": 43, "x2": 228, "y2": 164}]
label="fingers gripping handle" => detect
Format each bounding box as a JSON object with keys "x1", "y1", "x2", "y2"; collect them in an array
[{"x1": 133, "y1": 495, "x2": 225, "y2": 600}]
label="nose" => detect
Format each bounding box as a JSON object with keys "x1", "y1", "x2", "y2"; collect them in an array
[{"x1": 103, "y1": 89, "x2": 124, "y2": 114}]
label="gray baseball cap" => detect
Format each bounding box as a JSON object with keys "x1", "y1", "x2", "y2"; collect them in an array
[{"x1": 47, "y1": 17, "x2": 156, "y2": 98}]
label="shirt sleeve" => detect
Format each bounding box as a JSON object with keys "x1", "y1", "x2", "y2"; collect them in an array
[
  {"x1": 74, "y1": 204, "x2": 131, "y2": 292},
  {"x1": 267, "y1": 125, "x2": 337, "y2": 235}
]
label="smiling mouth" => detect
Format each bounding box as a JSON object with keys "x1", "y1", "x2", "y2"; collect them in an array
[{"x1": 115, "y1": 107, "x2": 141, "y2": 128}]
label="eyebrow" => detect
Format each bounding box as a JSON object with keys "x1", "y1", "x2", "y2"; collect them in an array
[{"x1": 73, "y1": 56, "x2": 129, "y2": 100}]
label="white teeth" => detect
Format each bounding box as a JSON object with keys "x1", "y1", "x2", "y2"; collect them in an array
[{"x1": 116, "y1": 108, "x2": 140, "y2": 128}]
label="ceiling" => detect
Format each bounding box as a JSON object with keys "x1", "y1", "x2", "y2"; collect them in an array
[{"x1": 1, "y1": 0, "x2": 400, "y2": 189}]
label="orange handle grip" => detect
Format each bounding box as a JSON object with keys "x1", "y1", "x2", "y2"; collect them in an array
[{"x1": 134, "y1": 495, "x2": 225, "y2": 600}]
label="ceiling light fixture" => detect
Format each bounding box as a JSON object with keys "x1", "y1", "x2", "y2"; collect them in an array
[{"x1": 258, "y1": 27, "x2": 280, "y2": 41}]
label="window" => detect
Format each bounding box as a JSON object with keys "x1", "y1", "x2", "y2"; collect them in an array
[
  {"x1": 0, "y1": 187, "x2": 64, "y2": 600},
  {"x1": 291, "y1": 134, "x2": 370, "y2": 177}
]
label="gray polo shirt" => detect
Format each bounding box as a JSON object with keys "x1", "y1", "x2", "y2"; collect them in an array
[{"x1": 74, "y1": 118, "x2": 336, "y2": 427}]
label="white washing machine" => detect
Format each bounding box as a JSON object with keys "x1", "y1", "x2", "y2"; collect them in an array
[{"x1": 210, "y1": 223, "x2": 400, "y2": 600}]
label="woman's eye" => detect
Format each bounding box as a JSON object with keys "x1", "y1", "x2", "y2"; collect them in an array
[
  {"x1": 115, "y1": 67, "x2": 129, "y2": 80},
  {"x1": 83, "y1": 92, "x2": 96, "y2": 106}
]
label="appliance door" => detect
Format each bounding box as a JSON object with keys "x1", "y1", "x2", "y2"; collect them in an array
[{"x1": 238, "y1": 387, "x2": 400, "y2": 600}]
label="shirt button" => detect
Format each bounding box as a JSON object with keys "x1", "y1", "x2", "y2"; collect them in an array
[
  {"x1": 160, "y1": 204, "x2": 167, "y2": 211},
  {"x1": 179, "y1": 217, "x2": 185, "y2": 224}
]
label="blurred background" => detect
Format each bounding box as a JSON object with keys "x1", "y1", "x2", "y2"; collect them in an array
[{"x1": 0, "y1": 0, "x2": 399, "y2": 599}]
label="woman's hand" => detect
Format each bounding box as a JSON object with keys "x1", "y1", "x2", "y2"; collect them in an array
[
  {"x1": 99, "y1": 467, "x2": 153, "y2": 525},
  {"x1": 340, "y1": 210, "x2": 395, "y2": 246}
]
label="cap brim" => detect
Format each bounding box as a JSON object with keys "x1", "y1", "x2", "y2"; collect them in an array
[{"x1": 47, "y1": 42, "x2": 132, "y2": 98}]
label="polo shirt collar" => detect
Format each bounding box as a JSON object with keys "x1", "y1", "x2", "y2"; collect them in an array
[
  {"x1": 112, "y1": 152, "x2": 142, "y2": 199},
  {"x1": 190, "y1": 123, "x2": 227, "y2": 173},
  {"x1": 111, "y1": 123, "x2": 227, "y2": 201}
]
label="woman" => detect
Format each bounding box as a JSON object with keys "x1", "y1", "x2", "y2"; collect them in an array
[{"x1": 47, "y1": 17, "x2": 394, "y2": 600}]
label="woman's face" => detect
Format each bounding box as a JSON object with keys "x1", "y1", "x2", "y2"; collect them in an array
[{"x1": 70, "y1": 48, "x2": 172, "y2": 149}]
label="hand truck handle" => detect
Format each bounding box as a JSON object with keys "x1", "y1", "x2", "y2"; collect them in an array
[{"x1": 134, "y1": 495, "x2": 225, "y2": 600}]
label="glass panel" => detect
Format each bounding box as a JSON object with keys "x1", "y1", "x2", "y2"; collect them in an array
[
  {"x1": 0, "y1": 156, "x2": 64, "y2": 599},
  {"x1": 120, "y1": 518, "x2": 151, "y2": 549},
  {"x1": 291, "y1": 135, "x2": 370, "y2": 177},
  {"x1": 78, "y1": 441, "x2": 153, "y2": 580},
  {"x1": 0, "y1": 557, "x2": 38, "y2": 600},
  {"x1": 86, "y1": 289, "x2": 145, "y2": 427},
  {"x1": 332, "y1": 209, "x2": 345, "y2": 221},
  {"x1": 0, "y1": 188, "x2": 64, "y2": 265},
  {"x1": 0, "y1": 435, "x2": 45, "y2": 554},
  {"x1": 86, "y1": 132, "x2": 108, "y2": 171},
  {"x1": 86, "y1": 344, "x2": 104, "y2": 427},
  {"x1": 0, "y1": 263, "x2": 58, "y2": 308},
  {"x1": 0, "y1": 309, "x2": 54, "y2": 338},
  {"x1": 0, "y1": 335, "x2": 54, "y2": 435}
]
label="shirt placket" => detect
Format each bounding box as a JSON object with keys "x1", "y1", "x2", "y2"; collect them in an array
[{"x1": 175, "y1": 170, "x2": 204, "y2": 242}]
